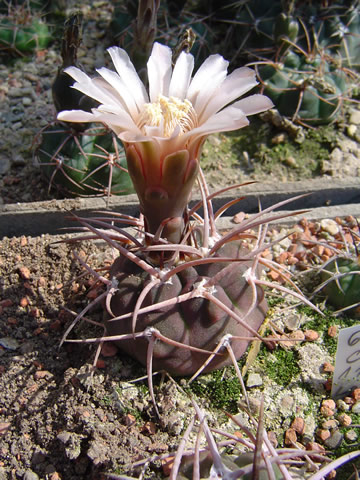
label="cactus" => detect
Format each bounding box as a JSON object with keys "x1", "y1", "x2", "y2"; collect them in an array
[
  {"x1": 257, "y1": 49, "x2": 350, "y2": 125},
  {"x1": 312, "y1": 224, "x2": 360, "y2": 317},
  {"x1": 0, "y1": 3, "x2": 50, "y2": 55},
  {"x1": 320, "y1": 256, "x2": 360, "y2": 315},
  {"x1": 105, "y1": 230, "x2": 267, "y2": 376},
  {"x1": 110, "y1": 0, "x2": 215, "y2": 69},
  {"x1": 35, "y1": 124, "x2": 134, "y2": 197},
  {"x1": 56, "y1": 40, "x2": 322, "y2": 418},
  {"x1": 35, "y1": 13, "x2": 134, "y2": 199}
]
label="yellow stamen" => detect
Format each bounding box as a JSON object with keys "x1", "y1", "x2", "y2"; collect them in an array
[{"x1": 139, "y1": 94, "x2": 197, "y2": 137}]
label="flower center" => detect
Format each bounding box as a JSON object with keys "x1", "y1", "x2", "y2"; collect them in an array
[{"x1": 139, "y1": 94, "x2": 197, "y2": 137}]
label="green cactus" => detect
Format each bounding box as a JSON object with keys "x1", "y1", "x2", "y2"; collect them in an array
[
  {"x1": 257, "y1": 49, "x2": 349, "y2": 125},
  {"x1": 320, "y1": 256, "x2": 360, "y2": 316},
  {"x1": 35, "y1": 124, "x2": 134, "y2": 197},
  {"x1": 0, "y1": 4, "x2": 50, "y2": 55},
  {"x1": 110, "y1": 0, "x2": 215, "y2": 69}
]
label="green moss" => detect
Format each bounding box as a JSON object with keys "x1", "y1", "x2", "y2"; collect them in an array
[
  {"x1": 189, "y1": 367, "x2": 242, "y2": 413},
  {"x1": 201, "y1": 118, "x2": 339, "y2": 183},
  {"x1": 260, "y1": 346, "x2": 300, "y2": 386}
]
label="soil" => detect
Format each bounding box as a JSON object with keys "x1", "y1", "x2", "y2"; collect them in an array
[{"x1": 1, "y1": 1, "x2": 360, "y2": 479}]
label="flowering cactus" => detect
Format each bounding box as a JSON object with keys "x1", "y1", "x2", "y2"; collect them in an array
[{"x1": 57, "y1": 42, "x2": 321, "y2": 386}]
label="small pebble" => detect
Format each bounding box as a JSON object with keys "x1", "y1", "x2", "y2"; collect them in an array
[
  {"x1": 291, "y1": 417, "x2": 305, "y2": 435},
  {"x1": 351, "y1": 401, "x2": 360, "y2": 414},
  {"x1": 34, "y1": 370, "x2": 53, "y2": 380},
  {"x1": 352, "y1": 388, "x2": 360, "y2": 401},
  {"x1": 100, "y1": 342, "x2": 118, "y2": 357},
  {"x1": 23, "y1": 471, "x2": 40, "y2": 480},
  {"x1": 349, "y1": 110, "x2": 360, "y2": 125},
  {"x1": 327, "y1": 326, "x2": 337, "y2": 337},
  {"x1": 324, "y1": 430, "x2": 344, "y2": 449},
  {"x1": 19, "y1": 266, "x2": 31, "y2": 280},
  {"x1": 246, "y1": 373, "x2": 263, "y2": 388},
  {"x1": 322, "y1": 362, "x2": 334, "y2": 373},
  {"x1": 322, "y1": 419, "x2": 338, "y2": 430},
  {"x1": 267, "y1": 431, "x2": 278, "y2": 448},
  {"x1": 320, "y1": 219, "x2": 340, "y2": 235},
  {"x1": 316, "y1": 429, "x2": 331, "y2": 442},
  {"x1": 284, "y1": 428, "x2": 297, "y2": 446},
  {"x1": 304, "y1": 329, "x2": 319, "y2": 341},
  {"x1": 305, "y1": 441, "x2": 326, "y2": 459},
  {"x1": 337, "y1": 413, "x2": 351, "y2": 426},
  {"x1": 336, "y1": 399, "x2": 350, "y2": 412},
  {"x1": 320, "y1": 399, "x2": 336, "y2": 417},
  {"x1": 284, "y1": 156, "x2": 297, "y2": 168},
  {"x1": 345, "y1": 430, "x2": 358, "y2": 442}
]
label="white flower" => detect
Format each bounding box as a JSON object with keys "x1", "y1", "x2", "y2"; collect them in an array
[
  {"x1": 57, "y1": 43, "x2": 273, "y2": 242},
  {"x1": 57, "y1": 42, "x2": 273, "y2": 158}
]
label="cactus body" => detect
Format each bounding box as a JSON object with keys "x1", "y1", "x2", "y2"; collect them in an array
[
  {"x1": 258, "y1": 51, "x2": 348, "y2": 125},
  {"x1": 36, "y1": 124, "x2": 134, "y2": 197},
  {"x1": 0, "y1": 17, "x2": 50, "y2": 54},
  {"x1": 106, "y1": 241, "x2": 267, "y2": 376},
  {"x1": 321, "y1": 257, "x2": 360, "y2": 313}
]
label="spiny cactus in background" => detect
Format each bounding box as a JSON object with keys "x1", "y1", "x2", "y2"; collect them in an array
[
  {"x1": 315, "y1": 224, "x2": 360, "y2": 317},
  {"x1": 0, "y1": 2, "x2": 50, "y2": 55},
  {"x1": 36, "y1": 13, "x2": 134, "y2": 199},
  {"x1": 256, "y1": 47, "x2": 350, "y2": 126},
  {"x1": 35, "y1": 124, "x2": 134, "y2": 197},
  {"x1": 316, "y1": 1, "x2": 360, "y2": 71},
  {"x1": 110, "y1": 0, "x2": 215, "y2": 69}
]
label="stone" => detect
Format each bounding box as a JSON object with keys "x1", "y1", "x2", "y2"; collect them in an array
[
  {"x1": 336, "y1": 399, "x2": 350, "y2": 411},
  {"x1": 345, "y1": 430, "x2": 358, "y2": 442},
  {"x1": 246, "y1": 373, "x2": 263, "y2": 388},
  {"x1": 351, "y1": 401, "x2": 360, "y2": 414},
  {"x1": 350, "y1": 110, "x2": 360, "y2": 125},
  {"x1": 352, "y1": 388, "x2": 360, "y2": 401},
  {"x1": 347, "y1": 125, "x2": 357, "y2": 138},
  {"x1": 324, "y1": 430, "x2": 344, "y2": 449},
  {"x1": 316, "y1": 429, "x2": 331, "y2": 442},
  {"x1": 322, "y1": 362, "x2": 334, "y2": 373},
  {"x1": 322, "y1": 419, "x2": 338, "y2": 430},
  {"x1": 23, "y1": 471, "x2": 40, "y2": 480},
  {"x1": 284, "y1": 428, "x2": 297, "y2": 446},
  {"x1": 320, "y1": 219, "x2": 340, "y2": 236},
  {"x1": 338, "y1": 413, "x2": 352, "y2": 426},
  {"x1": 291, "y1": 417, "x2": 305, "y2": 435},
  {"x1": 304, "y1": 330, "x2": 319, "y2": 341},
  {"x1": 322, "y1": 399, "x2": 336, "y2": 410},
  {"x1": 0, "y1": 154, "x2": 10, "y2": 175}
]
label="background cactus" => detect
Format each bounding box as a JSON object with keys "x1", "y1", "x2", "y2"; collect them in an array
[
  {"x1": 0, "y1": 2, "x2": 50, "y2": 55},
  {"x1": 110, "y1": 0, "x2": 215, "y2": 70},
  {"x1": 256, "y1": 49, "x2": 350, "y2": 125},
  {"x1": 312, "y1": 224, "x2": 360, "y2": 317},
  {"x1": 35, "y1": 13, "x2": 134, "y2": 198},
  {"x1": 35, "y1": 124, "x2": 134, "y2": 197},
  {"x1": 108, "y1": 0, "x2": 359, "y2": 126},
  {"x1": 320, "y1": 256, "x2": 360, "y2": 315}
]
